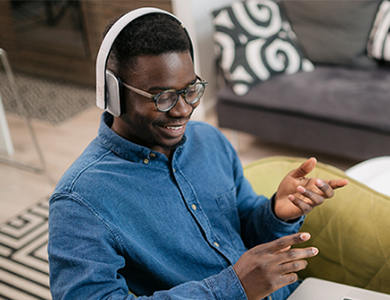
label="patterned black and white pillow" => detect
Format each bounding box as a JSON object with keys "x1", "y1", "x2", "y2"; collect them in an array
[
  {"x1": 367, "y1": 0, "x2": 390, "y2": 62},
  {"x1": 212, "y1": 0, "x2": 314, "y2": 95}
]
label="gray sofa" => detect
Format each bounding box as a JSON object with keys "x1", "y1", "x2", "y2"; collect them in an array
[{"x1": 214, "y1": 0, "x2": 390, "y2": 161}]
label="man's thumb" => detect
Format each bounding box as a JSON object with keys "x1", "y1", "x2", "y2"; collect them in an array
[{"x1": 290, "y1": 157, "x2": 317, "y2": 178}]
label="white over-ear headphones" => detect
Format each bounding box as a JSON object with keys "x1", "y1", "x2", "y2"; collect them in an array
[{"x1": 96, "y1": 7, "x2": 194, "y2": 117}]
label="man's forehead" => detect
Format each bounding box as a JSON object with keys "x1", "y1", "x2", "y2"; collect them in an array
[
  {"x1": 132, "y1": 51, "x2": 193, "y2": 68},
  {"x1": 124, "y1": 51, "x2": 195, "y2": 84}
]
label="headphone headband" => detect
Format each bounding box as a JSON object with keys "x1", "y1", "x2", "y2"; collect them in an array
[{"x1": 96, "y1": 7, "x2": 194, "y2": 115}]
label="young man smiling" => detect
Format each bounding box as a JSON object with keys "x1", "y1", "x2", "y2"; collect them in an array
[
  {"x1": 48, "y1": 9, "x2": 348, "y2": 300},
  {"x1": 110, "y1": 51, "x2": 198, "y2": 159}
]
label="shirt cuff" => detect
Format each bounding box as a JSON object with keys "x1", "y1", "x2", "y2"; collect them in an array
[
  {"x1": 205, "y1": 266, "x2": 248, "y2": 300},
  {"x1": 267, "y1": 194, "x2": 305, "y2": 232}
]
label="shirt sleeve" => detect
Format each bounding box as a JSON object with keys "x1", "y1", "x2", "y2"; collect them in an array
[
  {"x1": 229, "y1": 150, "x2": 304, "y2": 249},
  {"x1": 140, "y1": 267, "x2": 247, "y2": 300},
  {"x1": 48, "y1": 195, "x2": 248, "y2": 300},
  {"x1": 240, "y1": 194, "x2": 305, "y2": 249}
]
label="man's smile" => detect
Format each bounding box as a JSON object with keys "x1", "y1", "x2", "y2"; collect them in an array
[
  {"x1": 165, "y1": 125, "x2": 184, "y2": 131},
  {"x1": 158, "y1": 122, "x2": 187, "y2": 137}
]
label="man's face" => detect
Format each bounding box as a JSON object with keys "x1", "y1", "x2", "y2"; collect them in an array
[{"x1": 111, "y1": 51, "x2": 199, "y2": 158}]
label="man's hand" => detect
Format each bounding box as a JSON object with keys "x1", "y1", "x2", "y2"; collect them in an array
[
  {"x1": 233, "y1": 233, "x2": 318, "y2": 300},
  {"x1": 274, "y1": 157, "x2": 349, "y2": 222}
]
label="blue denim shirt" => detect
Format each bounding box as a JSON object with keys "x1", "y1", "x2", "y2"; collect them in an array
[{"x1": 48, "y1": 112, "x2": 302, "y2": 300}]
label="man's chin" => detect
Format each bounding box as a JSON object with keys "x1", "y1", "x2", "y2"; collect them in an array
[{"x1": 158, "y1": 138, "x2": 184, "y2": 152}]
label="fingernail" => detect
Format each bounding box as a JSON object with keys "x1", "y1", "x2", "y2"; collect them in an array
[
  {"x1": 297, "y1": 186, "x2": 306, "y2": 193},
  {"x1": 300, "y1": 233, "x2": 311, "y2": 241},
  {"x1": 316, "y1": 179, "x2": 324, "y2": 187},
  {"x1": 312, "y1": 248, "x2": 319, "y2": 255}
]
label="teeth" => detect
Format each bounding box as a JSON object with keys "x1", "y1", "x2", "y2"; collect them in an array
[{"x1": 166, "y1": 125, "x2": 183, "y2": 130}]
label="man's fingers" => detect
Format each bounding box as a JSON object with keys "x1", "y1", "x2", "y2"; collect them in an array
[
  {"x1": 279, "y1": 273, "x2": 299, "y2": 286},
  {"x1": 254, "y1": 233, "x2": 312, "y2": 254},
  {"x1": 279, "y1": 259, "x2": 308, "y2": 274},
  {"x1": 297, "y1": 183, "x2": 329, "y2": 204},
  {"x1": 278, "y1": 247, "x2": 318, "y2": 275},
  {"x1": 274, "y1": 246, "x2": 291, "y2": 254},
  {"x1": 290, "y1": 157, "x2": 317, "y2": 179},
  {"x1": 289, "y1": 177, "x2": 348, "y2": 214},
  {"x1": 315, "y1": 180, "x2": 334, "y2": 198},
  {"x1": 283, "y1": 247, "x2": 319, "y2": 261},
  {"x1": 289, "y1": 192, "x2": 316, "y2": 213},
  {"x1": 234, "y1": 235, "x2": 319, "y2": 300},
  {"x1": 273, "y1": 233, "x2": 312, "y2": 252},
  {"x1": 315, "y1": 178, "x2": 348, "y2": 198},
  {"x1": 326, "y1": 178, "x2": 349, "y2": 189},
  {"x1": 297, "y1": 178, "x2": 348, "y2": 201},
  {"x1": 291, "y1": 181, "x2": 331, "y2": 211}
]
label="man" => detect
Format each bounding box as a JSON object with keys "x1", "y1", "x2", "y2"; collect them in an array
[{"x1": 48, "y1": 9, "x2": 348, "y2": 300}]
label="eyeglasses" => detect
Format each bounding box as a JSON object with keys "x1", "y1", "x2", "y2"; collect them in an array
[{"x1": 122, "y1": 76, "x2": 208, "y2": 112}]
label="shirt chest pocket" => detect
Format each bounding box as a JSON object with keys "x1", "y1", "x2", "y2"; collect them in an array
[
  {"x1": 214, "y1": 188, "x2": 243, "y2": 249},
  {"x1": 215, "y1": 188, "x2": 237, "y2": 213}
]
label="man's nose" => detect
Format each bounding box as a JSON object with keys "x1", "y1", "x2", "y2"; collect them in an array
[{"x1": 168, "y1": 95, "x2": 193, "y2": 117}]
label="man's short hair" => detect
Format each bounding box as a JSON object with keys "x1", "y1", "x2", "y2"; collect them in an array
[{"x1": 104, "y1": 12, "x2": 192, "y2": 75}]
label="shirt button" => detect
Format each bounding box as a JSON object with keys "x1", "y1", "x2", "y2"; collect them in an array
[
  {"x1": 143, "y1": 158, "x2": 149, "y2": 164},
  {"x1": 150, "y1": 153, "x2": 156, "y2": 158},
  {"x1": 191, "y1": 204, "x2": 197, "y2": 211},
  {"x1": 213, "y1": 242, "x2": 220, "y2": 248},
  {"x1": 173, "y1": 168, "x2": 176, "y2": 172}
]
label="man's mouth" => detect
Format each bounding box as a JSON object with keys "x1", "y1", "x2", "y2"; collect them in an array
[{"x1": 165, "y1": 125, "x2": 184, "y2": 131}]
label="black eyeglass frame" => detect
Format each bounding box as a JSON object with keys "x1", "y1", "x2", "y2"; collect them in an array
[{"x1": 122, "y1": 76, "x2": 208, "y2": 112}]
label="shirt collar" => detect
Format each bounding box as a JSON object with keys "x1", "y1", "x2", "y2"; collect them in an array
[{"x1": 97, "y1": 112, "x2": 186, "y2": 162}]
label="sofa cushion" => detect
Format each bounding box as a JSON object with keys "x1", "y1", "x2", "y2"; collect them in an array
[
  {"x1": 218, "y1": 66, "x2": 390, "y2": 133},
  {"x1": 212, "y1": 0, "x2": 313, "y2": 96},
  {"x1": 282, "y1": 0, "x2": 381, "y2": 68},
  {"x1": 367, "y1": 0, "x2": 390, "y2": 62},
  {"x1": 243, "y1": 156, "x2": 390, "y2": 294}
]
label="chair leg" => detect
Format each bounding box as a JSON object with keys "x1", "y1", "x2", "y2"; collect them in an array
[{"x1": 0, "y1": 48, "x2": 46, "y2": 174}]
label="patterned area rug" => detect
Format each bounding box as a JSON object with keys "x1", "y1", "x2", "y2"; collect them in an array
[
  {"x1": 0, "y1": 71, "x2": 95, "y2": 125},
  {"x1": 0, "y1": 198, "x2": 50, "y2": 300}
]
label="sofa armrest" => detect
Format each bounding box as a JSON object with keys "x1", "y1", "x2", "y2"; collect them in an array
[{"x1": 243, "y1": 156, "x2": 390, "y2": 294}]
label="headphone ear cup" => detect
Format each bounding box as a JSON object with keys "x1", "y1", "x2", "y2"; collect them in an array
[{"x1": 105, "y1": 70, "x2": 123, "y2": 117}]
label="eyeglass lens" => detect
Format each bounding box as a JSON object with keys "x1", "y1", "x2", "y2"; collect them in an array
[{"x1": 157, "y1": 82, "x2": 205, "y2": 111}]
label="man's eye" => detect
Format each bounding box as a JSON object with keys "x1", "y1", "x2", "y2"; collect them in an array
[
  {"x1": 187, "y1": 85, "x2": 197, "y2": 93},
  {"x1": 187, "y1": 90, "x2": 196, "y2": 96},
  {"x1": 158, "y1": 92, "x2": 175, "y2": 102}
]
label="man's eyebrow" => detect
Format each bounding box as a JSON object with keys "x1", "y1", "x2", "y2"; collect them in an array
[{"x1": 148, "y1": 77, "x2": 198, "y2": 92}]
